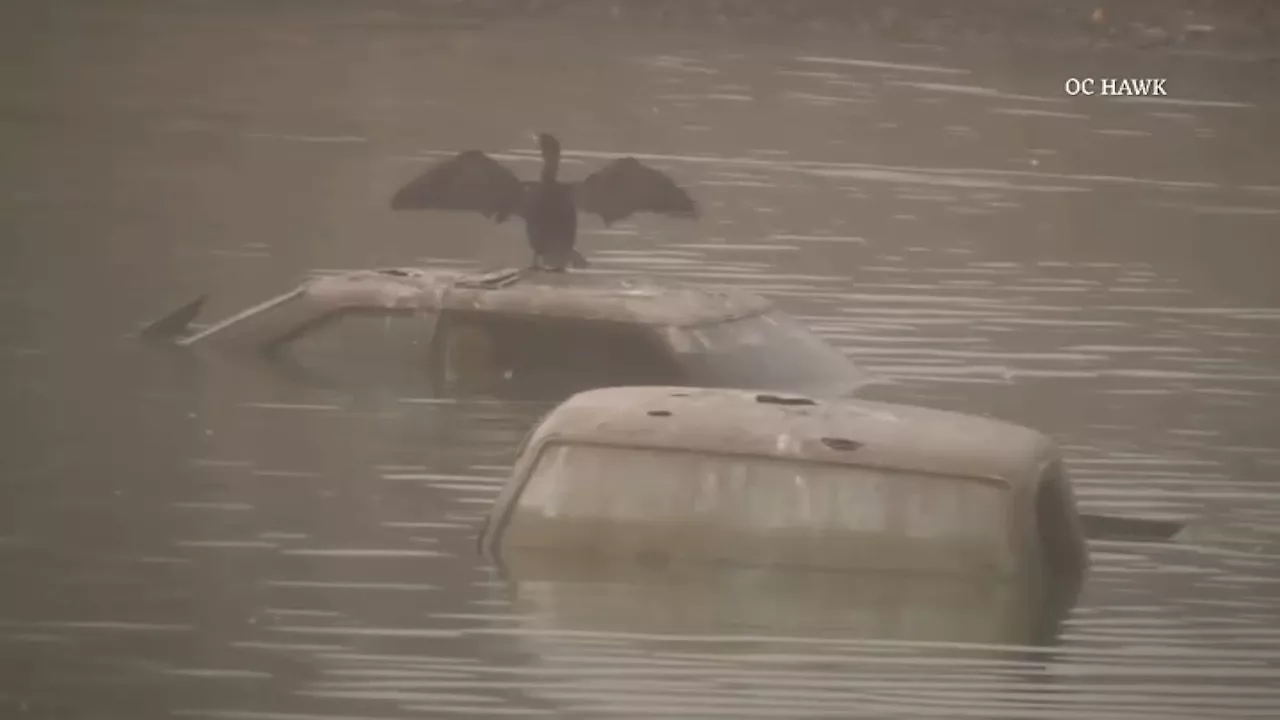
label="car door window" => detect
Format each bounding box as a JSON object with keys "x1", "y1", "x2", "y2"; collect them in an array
[
  {"x1": 280, "y1": 309, "x2": 435, "y2": 387},
  {"x1": 440, "y1": 312, "x2": 679, "y2": 393}
]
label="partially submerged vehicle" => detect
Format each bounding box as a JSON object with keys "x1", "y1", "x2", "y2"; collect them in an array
[
  {"x1": 482, "y1": 386, "x2": 1186, "y2": 579},
  {"x1": 143, "y1": 267, "x2": 874, "y2": 399},
  {"x1": 482, "y1": 385, "x2": 1090, "y2": 580}
]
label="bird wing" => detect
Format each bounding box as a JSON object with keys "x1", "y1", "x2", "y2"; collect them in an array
[
  {"x1": 572, "y1": 157, "x2": 698, "y2": 226},
  {"x1": 390, "y1": 150, "x2": 526, "y2": 222}
]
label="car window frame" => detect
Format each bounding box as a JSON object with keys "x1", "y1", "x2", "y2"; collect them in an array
[
  {"x1": 258, "y1": 305, "x2": 437, "y2": 379},
  {"x1": 432, "y1": 308, "x2": 684, "y2": 387}
]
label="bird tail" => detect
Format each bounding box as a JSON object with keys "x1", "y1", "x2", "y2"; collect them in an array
[{"x1": 569, "y1": 250, "x2": 589, "y2": 269}]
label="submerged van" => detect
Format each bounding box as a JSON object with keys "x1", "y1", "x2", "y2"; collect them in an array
[{"x1": 481, "y1": 386, "x2": 1092, "y2": 580}]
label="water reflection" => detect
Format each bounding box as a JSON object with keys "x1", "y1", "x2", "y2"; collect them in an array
[
  {"x1": 497, "y1": 553, "x2": 1079, "y2": 646},
  {"x1": 278, "y1": 556, "x2": 1081, "y2": 719}
]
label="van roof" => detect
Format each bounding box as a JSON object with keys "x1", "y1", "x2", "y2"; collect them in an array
[{"x1": 522, "y1": 386, "x2": 1056, "y2": 486}]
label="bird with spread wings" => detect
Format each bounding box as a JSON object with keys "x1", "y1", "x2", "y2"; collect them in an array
[{"x1": 391, "y1": 133, "x2": 698, "y2": 271}]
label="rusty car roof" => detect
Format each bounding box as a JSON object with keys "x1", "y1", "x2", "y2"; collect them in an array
[
  {"x1": 178, "y1": 266, "x2": 774, "y2": 346},
  {"x1": 520, "y1": 386, "x2": 1057, "y2": 486}
]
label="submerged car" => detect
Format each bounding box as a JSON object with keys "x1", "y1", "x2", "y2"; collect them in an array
[
  {"x1": 143, "y1": 266, "x2": 877, "y2": 399},
  {"x1": 481, "y1": 385, "x2": 1092, "y2": 581}
]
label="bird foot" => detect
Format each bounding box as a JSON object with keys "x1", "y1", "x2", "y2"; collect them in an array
[{"x1": 530, "y1": 255, "x2": 572, "y2": 273}]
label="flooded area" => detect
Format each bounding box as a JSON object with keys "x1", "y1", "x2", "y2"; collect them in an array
[{"x1": 3, "y1": 1, "x2": 1280, "y2": 717}]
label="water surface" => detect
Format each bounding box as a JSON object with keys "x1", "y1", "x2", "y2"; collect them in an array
[{"x1": 3, "y1": 2, "x2": 1280, "y2": 718}]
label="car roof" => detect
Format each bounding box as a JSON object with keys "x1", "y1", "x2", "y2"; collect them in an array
[
  {"x1": 181, "y1": 267, "x2": 775, "y2": 346},
  {"x1": 521, "y1": 386, "x2": 1056, "y2": 487},
  {"x1": 326, "y1": 267, "x2": 772, "y2": 326}
]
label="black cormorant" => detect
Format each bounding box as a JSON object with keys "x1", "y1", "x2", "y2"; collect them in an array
[{"x1": 390, "y1": 133, "x2": 698, "y2": 271}]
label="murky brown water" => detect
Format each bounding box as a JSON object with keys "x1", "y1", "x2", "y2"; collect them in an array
[{"x1": 3, "y1": 1, "x2": 1280, "y2": 718}]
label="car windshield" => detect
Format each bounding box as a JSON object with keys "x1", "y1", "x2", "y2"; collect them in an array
[
  {"x1": 663, "y1": 311, "x2": 869, "y2": 396},
  {"x1": 503, "y1": 443, "x2": 1013, "y2": 573}
]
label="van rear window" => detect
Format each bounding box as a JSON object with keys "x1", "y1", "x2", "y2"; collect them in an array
[{"x1": 503, "y1": 444, "x2": 1014, "y2": 571}]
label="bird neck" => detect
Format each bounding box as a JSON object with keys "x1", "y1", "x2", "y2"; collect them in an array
[{"x1": 540, "y1": 150, "x2": 560, "y2": 183}]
